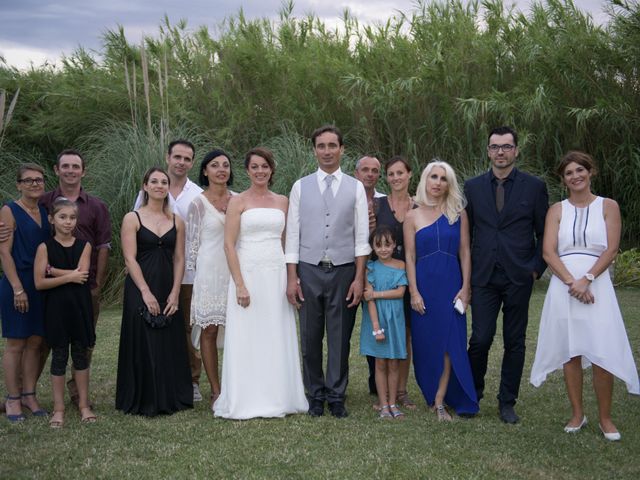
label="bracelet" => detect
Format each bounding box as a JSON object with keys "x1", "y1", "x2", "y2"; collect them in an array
[
  {"x1": 372, "y1": 328, "x2": 385, "y2": 336},
  {"x1": 46, "y1": 264, "x2": 52, "y2": 276},
  {"x1": 14, "y1": 289, "x2": 24, "y2": 296}
]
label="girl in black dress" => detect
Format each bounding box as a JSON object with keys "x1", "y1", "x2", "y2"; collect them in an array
[{"x1": 34, "y1": 198, "x2": 95, "y2": 427}]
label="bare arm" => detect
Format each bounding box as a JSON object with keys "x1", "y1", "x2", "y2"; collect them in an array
[
  {"x1": 164, "y1": 216, "x2": 185, "y2": 316},
  {"x1": 403, "y1": 210, "x2": 425, "y2": 315},
  {"x1": 0, "y1": 206, "x2": 29, "y2": 313},
  {"x1": 121, "y1": 212, "x2": 160, "y2": 315},
  {"x1": 455, "y1": 210, "x2": 471, "y2": 307},
  {"x1": 224, "y1": 196, "x2": 249, "y2": 308},
  {"x1": 365, "y1": 278, "x2": 385, "y2": 342}
]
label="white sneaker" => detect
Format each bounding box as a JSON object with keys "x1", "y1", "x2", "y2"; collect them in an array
[{"x1": 193, "y1": 383, "x2": 203, "y2": 402}]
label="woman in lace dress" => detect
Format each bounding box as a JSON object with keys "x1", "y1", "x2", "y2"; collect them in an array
[{"x1": 186, "y1": 150, "x2": 234, "y2": 411}]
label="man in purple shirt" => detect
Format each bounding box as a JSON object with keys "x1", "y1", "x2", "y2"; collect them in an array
[{"x1": 0, "y1": 149, "x2": 111, "y2": 406}]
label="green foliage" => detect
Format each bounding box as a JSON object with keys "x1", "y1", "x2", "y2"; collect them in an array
[
  {"x1": 614, "y1": 248, "x2": 640, "y2": 287},
  {"x1": 1, "y1": 0, "x2": 640, "y2": 280}
]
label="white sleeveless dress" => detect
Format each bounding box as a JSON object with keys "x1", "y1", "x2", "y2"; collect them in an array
[
  {"x1": 214, "y1": 208, "x2": 308, "y2": 419},
  {"x1": 530, "y1": 197, "x2": 639, "y2": 394}
]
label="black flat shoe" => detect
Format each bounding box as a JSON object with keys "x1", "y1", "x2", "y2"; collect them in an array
[{"x1": 499, "y1": 404, "x2": 520, "y2": 424}]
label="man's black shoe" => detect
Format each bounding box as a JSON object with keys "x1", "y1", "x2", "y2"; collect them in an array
[
  {"x1": 308, "y1": 400, "x2": 324, "y2": 417},
  {"x1": 328, "y1": 402, "x2": 348, "y2": 418},
  {"x1": 499, "y1": 404, "x2": 520, "y2": 424}
]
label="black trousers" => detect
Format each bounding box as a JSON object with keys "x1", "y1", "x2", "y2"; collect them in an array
[
  {"x1": 298, "y1": 262, "x2": 357, "y2": 404},
  {"x1": 468, "y1": 266, "x2": 533, "y2": 406}
]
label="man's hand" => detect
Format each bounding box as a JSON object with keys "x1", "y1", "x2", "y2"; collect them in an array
[{"x1": 346, "y1": 278, "x2": 364, "y2": 307}]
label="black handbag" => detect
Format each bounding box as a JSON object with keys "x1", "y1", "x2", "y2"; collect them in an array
[{"x1": 139, "y1": 304, "x2": 173, "y2": 329}]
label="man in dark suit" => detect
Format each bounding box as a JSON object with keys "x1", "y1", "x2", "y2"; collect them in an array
[{"x1": 465, "y1": 126, "x2": 548, "y2": 424}]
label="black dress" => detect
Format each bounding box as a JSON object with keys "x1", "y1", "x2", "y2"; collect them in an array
[
  {"x1": 43, "y1": 238, "x2": 95, "y2": 349},
  {"x1": 115, "y1": 213, "x2": 192, "y2": 416}
]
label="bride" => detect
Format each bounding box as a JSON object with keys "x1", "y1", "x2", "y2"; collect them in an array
[{"x1": 213, "y1": 147, "x2": 308, "y2": 419}]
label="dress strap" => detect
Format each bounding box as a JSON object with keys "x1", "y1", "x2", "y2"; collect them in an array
[
  {"x1": 172, "y1": 214, "x2": 176, "y2": 227},
  {"x1": 133, "y1": 211, "x2": 142, "y2": 227}
]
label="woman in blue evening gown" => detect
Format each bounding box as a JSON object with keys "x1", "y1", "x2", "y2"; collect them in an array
[{"x1": 404, "y1": 161, "x2": 478, "y2": 420}]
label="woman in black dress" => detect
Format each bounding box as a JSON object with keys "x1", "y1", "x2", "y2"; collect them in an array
[
  {"x1": 374, "y1": 156, "x2": 417, "y2": 410},
  {"x1": 116, "y1": 167, "x2": 192, "y2": 416}
]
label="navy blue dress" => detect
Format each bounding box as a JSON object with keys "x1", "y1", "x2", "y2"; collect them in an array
[
  {"x1": 0, "y1": 202, "x2": 50, "y2": 339},
  {"x1": 411, "y1": 215, "x2": 478, "y2": 415}
]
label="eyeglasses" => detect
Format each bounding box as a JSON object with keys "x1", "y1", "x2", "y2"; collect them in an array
[
  {"x1": 18, "y1": 177, "x2": 45, "y2": 185},
  {"x1": 488, "y1": 144, "x2": 515, "y2": 152}
]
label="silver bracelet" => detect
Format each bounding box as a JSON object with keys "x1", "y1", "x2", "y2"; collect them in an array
[{"x1": 372, "y1": 328, "x2": 384, "y2": 336}]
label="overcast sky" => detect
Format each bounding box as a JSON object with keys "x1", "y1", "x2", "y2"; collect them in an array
[{"x1": 0, "y1": 1, "x2": 610, "y2": 70}]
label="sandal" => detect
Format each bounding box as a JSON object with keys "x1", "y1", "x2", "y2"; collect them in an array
[
  {"x1": 80, "y1": 407, "x2": 97, "y2": 423},
  {"x1": 21, "y1": 392, "x2": 49, "y2": 417},
  {"x1": 379, "y1": 405, "x2": 393, "y2": 419},
  {"x1": 49, "y1": 410, "x2": 64, "y2": 428},
  {"x1": 397, "y1": 391, "x2": 417, "y2": 410},
  {"x1": 5, "y1": 395, "x2": 26, "y2": 423},
  {"x1": 435, "y1": 404, "x2": 452, "y2": 422},
  {"x1": 389, "y1": 404, "x2": 405, "y2": 420}
]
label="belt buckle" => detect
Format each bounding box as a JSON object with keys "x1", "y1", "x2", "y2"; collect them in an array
[{"x1": 319, "y1": 260, "x2": 333, "y2": 270}]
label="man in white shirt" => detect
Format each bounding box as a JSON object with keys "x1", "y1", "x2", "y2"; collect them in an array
[
  {"x1": 134, "y1": 140, "x2": 204, "y2": 402},
  {"x1": 285, "y1": 126, "x2": 371, "y2": 418}
]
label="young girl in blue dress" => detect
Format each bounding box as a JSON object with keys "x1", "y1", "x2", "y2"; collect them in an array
[
  {"x1": 34, "y1": 197, "x2": 96, "y2": 428},
  {"x1": 360, "y1": 225, "x2": 408, "y2": 419}
]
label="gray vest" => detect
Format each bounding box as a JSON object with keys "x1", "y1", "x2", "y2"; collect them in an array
[{"x1": 299, "y1": 173, "x2": 357, "y2": 265}]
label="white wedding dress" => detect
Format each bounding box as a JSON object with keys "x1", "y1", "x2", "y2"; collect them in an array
[
  {"x1": 214, "y1": 208, "x2": 308, "y2": 419},
  {"x1": 530, "y1": 197, "x2": 639, "y2": 394}
]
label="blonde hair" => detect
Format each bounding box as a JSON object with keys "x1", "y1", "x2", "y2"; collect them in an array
[{"x1": 415, "y1": 160, "x2": 466, "y2": 224}]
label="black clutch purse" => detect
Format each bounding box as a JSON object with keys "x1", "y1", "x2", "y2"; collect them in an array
[{"x1": 139, "y1": 304, "x2": 173, "y2": 329}]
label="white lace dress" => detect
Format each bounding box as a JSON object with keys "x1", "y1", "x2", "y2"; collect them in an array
[
  {"x1": 214, "y1": 208, "x2": 308, "y2": 419},
  {"x1": 530, "y1": 197, "x2": 639, "y2": 394},
  {"x1": 186, "y1": 194, "x2": 230, "y2": 330}
]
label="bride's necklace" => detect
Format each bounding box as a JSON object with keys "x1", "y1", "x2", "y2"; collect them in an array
[{"x1": 568, "y1": 193, "x2": 596, "y2": 208}]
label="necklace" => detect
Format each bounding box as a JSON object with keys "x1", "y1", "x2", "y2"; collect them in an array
[
  {"x1": 207, "y1": 190, "x2": 231, "y2": 214},
  {"x1": 388, "y1": 195, "x2": 412, "y2": 220},
  {"x1": 17, "y1": 199, "x2": 39, "y2": 214}
]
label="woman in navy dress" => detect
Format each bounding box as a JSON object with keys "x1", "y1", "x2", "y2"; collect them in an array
[
  {"x1": 0, "y1": 164, "x2": 50, "y2": 422},
  {"x1": 404, "y1": 161, "x2": 478, "y2": 420}
]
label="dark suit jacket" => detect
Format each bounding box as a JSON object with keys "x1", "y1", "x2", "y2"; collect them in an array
[{"x1": 464, "y1": 168, "x2": 548, "y2": 286}]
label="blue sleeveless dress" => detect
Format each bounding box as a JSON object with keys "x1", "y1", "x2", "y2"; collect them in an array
[
  {"x1": 0, "y1": 202, "x2": 50, "y2": 339},
  {"x1": 411, "y1": 215, "x2": 478, "y2": 414}
]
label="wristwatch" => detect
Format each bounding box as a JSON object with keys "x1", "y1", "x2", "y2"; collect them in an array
[{"x1": 585, "y1": 273, "x2": 595, "y2": 282}]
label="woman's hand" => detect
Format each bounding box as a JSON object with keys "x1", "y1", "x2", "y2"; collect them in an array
[
  {"x1": 163, "y1": 290, "x2": 179, "y2": 316},
  {"x1": 374, "y1": 330, "x2": 386, "y2": 342},
  {"x1": 568, "y1": 277, "x2": 595, "y2": 304},
  {"x1": 13, "y1": 290, "x2": 28, "y2": 313},
  {"x1": 410, "y1": 292, "x2": 426, "y2": 315},
  {"x1": 236, "y1": 284, "x2": 250, "y2": 308},
  {"x1": 141, "y1": 288, "x2": 161, "y2": 316},
  {"x1": 454, "y1": 287, "x2": 471, "y2": 307}
]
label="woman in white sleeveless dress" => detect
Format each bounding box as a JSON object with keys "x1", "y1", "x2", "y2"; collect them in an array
[
  {"x1": 186, "y1": 150, "x2": 234, "y2": 411},
  {"x1": 214, "y1": 147, "x2": 308, "y2": 419},
  {"x1": 530, "y1": 151, "x2": 639, "y2": 441}
]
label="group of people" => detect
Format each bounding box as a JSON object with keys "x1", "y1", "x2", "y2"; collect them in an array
[{"x1": 1, "y1": 126, "x2": 638, "y2": 441}]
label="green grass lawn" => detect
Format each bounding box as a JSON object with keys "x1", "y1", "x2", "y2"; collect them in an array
[{"x1": 1, "y1": 286, "x2": 639, "y2": 479}]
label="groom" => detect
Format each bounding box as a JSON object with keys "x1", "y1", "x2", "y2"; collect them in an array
[{"x1": 286, "y1": 125, "x2": 371, "y2": 418}]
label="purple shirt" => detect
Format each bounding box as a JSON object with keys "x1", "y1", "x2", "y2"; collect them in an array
[{"x1": 40, "y1": 187, "x2": 111, "y2": 289}]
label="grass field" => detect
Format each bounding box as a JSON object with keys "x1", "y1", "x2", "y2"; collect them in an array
[{"x1": 1, "y1": 285, "x2": 639, "y2": 479}]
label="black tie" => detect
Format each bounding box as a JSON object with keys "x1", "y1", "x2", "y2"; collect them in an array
[{"x1": 496, "y1": 179, "x2": 505, "y2": 213}]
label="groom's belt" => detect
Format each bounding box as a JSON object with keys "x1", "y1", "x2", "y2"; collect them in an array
[{"x1": 317, "y1": 260, "x2": 354, "y2": 271}]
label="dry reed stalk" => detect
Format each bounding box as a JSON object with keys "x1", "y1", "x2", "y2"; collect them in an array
[
  {"x1": 124, "y1": 60, "x2": 135, "y2": 126},
  {"x1": 140, "y1": 40, "x2": 152, "y2": 132}
]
